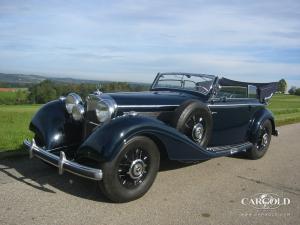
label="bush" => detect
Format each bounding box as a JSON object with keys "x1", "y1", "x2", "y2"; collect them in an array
[{"x1": 288, "y1": 86, "x2": 297, "y2": 95}]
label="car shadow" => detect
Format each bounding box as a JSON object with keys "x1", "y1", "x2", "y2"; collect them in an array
[
  {"x1": 228, "y1": 152, "x2": 249, "y2": 160},
  {"x1": 159, "y1": 158, "x2": 209, "y2": 171},
  {"x1": 0, "y1": 154, "x2": 206, "y2": 203},
  {"x1": 0, "y1": 156, "x2": 108, "y2": 202}
]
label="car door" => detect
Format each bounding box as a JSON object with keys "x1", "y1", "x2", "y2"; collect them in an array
[{"x1": 207, "y1": 85, "x2": 258, "y2": 146}]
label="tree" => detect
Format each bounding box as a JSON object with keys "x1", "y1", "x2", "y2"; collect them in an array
[
  {"x1": 277, "y1": 79, "x2": 287, "y2": 93},
  {"x1": 27, "y1": 80, "x2": 149, "y2": 104},
  {"x1": 288, "y1": 86, "x2": 297, "y2": 95},
  {"x1": 15, "y1": 89, "x2": 29, "y2": 104},
  {"x1": 29, "y1": 80, "x2": 57, "y2": 103},
  {"x1": 295, "y1": 88, "x2": 300, "y2": 96}
]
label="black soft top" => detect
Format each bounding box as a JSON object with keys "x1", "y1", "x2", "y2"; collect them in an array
[{"x1": 219, "y1": 78, "x2": 278, "y2": 102}]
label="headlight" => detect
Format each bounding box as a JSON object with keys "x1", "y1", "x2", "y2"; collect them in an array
[
  {"x1": 95, "y1": 101, "x2": 112, "y2": 123},
  {"x1": 72, "y1": 104, "x2": 85, "y2": 121},
  {"x1": 65, "y1": 93, "x2": 83, "y2": 114}
]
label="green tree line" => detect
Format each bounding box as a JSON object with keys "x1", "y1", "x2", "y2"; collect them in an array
[
  {"x1": 0, "y1": 80, "x2": 149, "y2": 104},
  {"x1": 1, "y1": 78, "x2": 299, "y2": 105}
]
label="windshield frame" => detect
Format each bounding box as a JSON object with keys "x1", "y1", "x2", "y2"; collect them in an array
[{"x1": 150, "y1": 72, "x2": 217, "y2": 96}]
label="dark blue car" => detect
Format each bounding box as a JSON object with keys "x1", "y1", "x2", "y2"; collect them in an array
[{"x1": 24, "y1": 72, "x2": 279, "y2": 202}]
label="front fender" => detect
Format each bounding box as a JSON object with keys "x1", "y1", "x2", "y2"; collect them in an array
[
  {"x1": 249, "y1": 108, "x2": 276, "y2": 142},
  {"x1": 76, "y1": 116, "x2": 221, "y2": 162},
  {"x1": 30, "y1": 100, "x2": 83, "y2": 149}
]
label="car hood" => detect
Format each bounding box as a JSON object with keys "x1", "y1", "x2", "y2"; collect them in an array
[{"x1": 107, "y1": 91, "x2": 203, "y2": 108}]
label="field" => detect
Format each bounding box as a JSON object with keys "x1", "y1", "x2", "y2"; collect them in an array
[
  {"x1": 0, "y1": 89, "x2": 28, "y2": 105},
  {"x1": 0, "y1": 91, "x2": 18, "y2": 103},
  {"x1": 268, "y1": 94, "x2": 300, "y2": 126},
  {"x1": 0, "y1": 105, "x2": 40, "y2": 152},
  {"x1": 0, "y1": 94, "x2": 299, "y2": 152}
]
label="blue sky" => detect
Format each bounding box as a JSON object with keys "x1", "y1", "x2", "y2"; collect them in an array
[{"x1": 0, "y1": 0, "x2": 299, "y2": 86}]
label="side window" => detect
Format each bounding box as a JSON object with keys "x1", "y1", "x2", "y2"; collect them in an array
[
  {"x1": 247, "y1": 85, "x2": 257, "y2": 98},
  {"x1": 216, "y1": 86, "x2": 248, "y2": 98}
]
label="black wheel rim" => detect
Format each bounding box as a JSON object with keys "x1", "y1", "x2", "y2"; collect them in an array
[
  {"x1": 117, "y1": 148, "x2": 150, "y2": 188},
  {"x1": 184, "y1": 112, "x2": 206, "y2": 144}
]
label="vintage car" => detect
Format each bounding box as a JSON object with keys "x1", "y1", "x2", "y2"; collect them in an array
[{"x1": 24, "y1": 72, "x2": 279, "y2": 202}]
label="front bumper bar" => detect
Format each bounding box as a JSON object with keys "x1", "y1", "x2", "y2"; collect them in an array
[{"x1": 23, "y1": 139, "x2": 103, "y2": 181}]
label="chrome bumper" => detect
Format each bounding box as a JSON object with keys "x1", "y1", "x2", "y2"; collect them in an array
[{"x1": 23, "y1": 139, "x2": 103, "y2": 181}]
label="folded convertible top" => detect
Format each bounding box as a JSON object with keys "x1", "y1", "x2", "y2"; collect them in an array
[{"x1": 219, "y1": 78, "x2": 278, "y2": 102}]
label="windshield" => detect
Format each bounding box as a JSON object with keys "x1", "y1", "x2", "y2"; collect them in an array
[{"x1": 152, "y1": 73, "x2": 215, "y2": 95}]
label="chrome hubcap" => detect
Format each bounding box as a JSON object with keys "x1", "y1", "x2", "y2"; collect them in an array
[
  {"x1": 128, "y1": 159, "x2": 146, "y2": 179},
  {"x1": 118, "y1": 148, "x2": 149, "y2": 187},
  {"x1": 184, "y1": 114, "x2": 205, "y2": 144},
  {"x1": 257, "y1": 127, "x2": 269, "y2": 151},
  {"x1": 262, "y1": 133, "x2": 269, "y2": 147},
  {"x1": 192, "y1": 122, "x2": 204, "y2": 142}
]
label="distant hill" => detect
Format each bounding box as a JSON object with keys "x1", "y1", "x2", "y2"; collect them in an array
[
  {"x1": 0, "y1": 73, "x2": 151, "y2": 87},
  {"x1": 0, "y1": 73, "x2": 45, "y2": 84}
]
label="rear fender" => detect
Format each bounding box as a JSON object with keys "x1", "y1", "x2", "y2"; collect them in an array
[
  {"x1": 249, "y1": 108, "x2": 276, "y2": 142},
  {"x1": 76, "y1": 116, "x2": 220, "y2": 162}
]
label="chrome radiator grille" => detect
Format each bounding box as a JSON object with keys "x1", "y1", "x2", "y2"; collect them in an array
[{"x1": 84, "y1": 93, "x2": 117, "y2": 138}]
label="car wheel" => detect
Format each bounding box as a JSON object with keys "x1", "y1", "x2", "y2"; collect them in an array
[
  {"x1": 172, "y1": 100, "x2": 212, "y2": 147},
  {"x1": 99, "y1": 136, "x2": 160, "y2": 203},
  {"x1": 247, "y1": 120, "x2": 272, "y2": 159}
]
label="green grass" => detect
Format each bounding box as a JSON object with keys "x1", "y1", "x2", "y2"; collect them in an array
[
  {"x1": 0, "y1": 94, "x2": 299, "y2": 153},
  {"x1": 0, "y1": 105, "x2": 40, "y2": 152},
  {"x1": 0, "y1": 91, "x2": 17, "y2": 102},
  {"x1": 268, "y1": 94, "x2": 300, "y2": 126},
  {"x1": 0, "y1": 90, "x2": 29, "y2": 105}
]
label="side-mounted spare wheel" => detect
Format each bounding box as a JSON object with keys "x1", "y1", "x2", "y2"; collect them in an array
[
  {"x1": 172, "y1": 100, "x2": 213, "y2": 147},
  {"x1": 99, "y1": 136, "x2": 160, "y2": 203}
]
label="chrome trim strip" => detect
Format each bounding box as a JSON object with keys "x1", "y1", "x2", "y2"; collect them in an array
[
  {"x1": 208, "y1": 103, "x2": 263, "y2": 107},
  {"x1": 158, "y1": 72, "x2": 216, "y2": 79},
  {"x1": 118, "y1": 103, "x2": 263, "y2": 109},
  {"x1": 123, "y1": 111, "x2": 138, "y2": 116},
  {"x1": 87, "y1": 120, "x2": 100, "y2": 126},
  {"x1": 118, "y1": 104, "x2": 179, "y2": 108},
  {"x1": 207, "y1": 142, "x2": 253, "y2": 152},
  {"x1": 23, "y1": 139, "x2": 103, "y2": 181}
]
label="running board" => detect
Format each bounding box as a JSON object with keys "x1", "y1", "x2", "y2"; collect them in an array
[{"x1": 206, "y1": 142, "x2": 253, "y2": 156}]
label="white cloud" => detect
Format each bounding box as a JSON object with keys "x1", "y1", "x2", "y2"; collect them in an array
[{"x1": 0, "y1": 0, "x2": 299, "y2": 86}]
